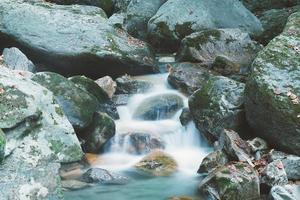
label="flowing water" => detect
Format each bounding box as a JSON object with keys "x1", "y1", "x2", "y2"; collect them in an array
[{"x1": 65, "y1": 73, "x2": 212, "y2": 200}]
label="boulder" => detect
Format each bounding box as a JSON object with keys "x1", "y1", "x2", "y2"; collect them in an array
[
  {"x1": 81, "y1": 168, "x2": 129, "y2": 185},
  {"x1": 177, "y1": 29, "x2": 262, "y2": 78},
  {"x1": 189, "y1": 76, "x2": 248, "y2": 141},
  {"x1": 148, "y1": 0, "x2": 263, "y2": 51},
  {"x1": 167, "y1": 62, "x2": 213, "y2": 95},
  {"x1": 198, "y1": 162, "x2": 260, "y2": 200},
  {"x1": 0, "y1": 129, "x2": 5, "y2": 162},
  {"x1": 95, "y1": 76, "x2": 117, "y2": 99},
  {"x1": 135, "y1": 150, "x2": 177, "y2": 176},
  {"x1": 269, "y1": 185, "x2": 299, "y2": 200},
  {"x1": 2, "y1": 47, "x2": 36, "y2": 72},
  {"x1": 108, "y1": 13, "x2": 125, "y2": 28},
  {"x1": 47, "y1": 0, "x2": 114, "y2": 16},
  {"x1": 244, "y1": 12, "x2": 300, "y2": 155},
  {"x1": 125, "y1": 0, "x2": 166, "y2": 40},
  {"x1": 133, "y1": 93, "x2": 184, "y2": 120},
  {"x1": 0, "y1": 67, "x2": 83, "y2": 199},
  {"x1": 260, "y1": 160, "x2": 288, "y2": 189},
  {"x1": 197, "y1": 150, "x2": 229, "y2": 173},
  {"x1": 179, "y1": 107, "x2": 192, "y2": 126},
  {"x1": 258, "y1": 6, "x2": 300, "y2": 45},
  {"x1": 62, "y1": 179, "x2": 91, "y2": 191},
  {"x1": 31, "y1": 72, "x2": 98, "y2": 131},
  {"x1": 79, "y1": 112, "x2": 115, "y2": 153},
  {"x1": 0, "y1": 1, "x2": 158, "y2": 78},
  {"x1": 241, "y1": 0, "x2": 300, "y2": 13},
  {"x1": 116, "y1": 75, "x2": 153, "y2": 94}
]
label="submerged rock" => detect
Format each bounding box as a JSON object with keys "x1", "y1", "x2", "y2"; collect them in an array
[
  {"x1": 81, "y1": 168, "x2": 129, "y2": 185},
  {"x1": 197, "y1": 150, "x2": 229, "y2": 173},
  {"x1": 135, "y1": 150, "x2": 177, "y2": 176},
  {"x1": 198, "y1": 162, "x2": 260, "y2": 200},
  {"x1": 116, "y1": 75, "x2": 153, "y2": 94},
  {"x1": 189, "y1": 76, "x2": 247, "y2": 141},
  {"x1": 245, "y1": 12, "x2": 300, "y2": 156},
  {"x1": 147, "y1": 0, "x2": 263, "y2": 50},
  {"x1": 2, "y1": 47, "x2": 36, "y2": 72},
  {"x1": 31, "y1": 72, "x2": 98, "y2": 131},
  {"x1": 0, "y1": 1, "x2": 158, "y2": 78},
  {"x1": 133, "y1": 93, "x2": 184, "y2": 120}
]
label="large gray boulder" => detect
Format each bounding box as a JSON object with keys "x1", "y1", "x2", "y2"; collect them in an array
[
  {"x1": 148, "y1": 0, "x2": 263, "y2": 51},
  {"x1": 189, "y1": 76, "x2": 248, "y2": 141},
  {"x1": 245, "y1": 12, "x2": 300, "y2": 156},
  {"x1": 125, "y1": 0, "x2": 166, "y2": 40},
  {"x1": 0, "y1": 1, "x2": 158, "y2": 78}
]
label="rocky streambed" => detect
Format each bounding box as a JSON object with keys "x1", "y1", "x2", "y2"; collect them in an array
[{"x1": 0, "y1": 0, "x2": 300, "y2": 200}]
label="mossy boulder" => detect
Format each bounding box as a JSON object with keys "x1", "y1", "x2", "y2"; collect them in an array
[
  {"x1": 133, "y1": 93, "x2": 184, "y2": 120},
  {"x1": 197, "y1": 150, "x2": 229, "y2": 174},
  {"x1": 147, "y1": 0, "x2": 263, "y2": 51},
  {"x1": 198, "y1": 162, "x2": 260, "y2": 200},
  {"x1": 135, "y1": 150, "x2": 177, "y2": 176},
  {"x1": 31, "y1": 72, "x2": 98, "y2": 131},
  {"x1": 245, "y1": 12, "x2": 300, "y2": 155},
  {"x1": 0, "y1": 1, "x2": 158, "y2": 78},
  {"x1": 79, "y1": 112, "x2": 115, "y2": 153},
  {"x1": 189, "y1": 76, "x2": 248, "y2": 141},
  {"x1": 177, "y1": 29, "x2": 262, "y2": 79},
  {"x1": 0, "y1": 129, "x2": 5, "y2": 162}
]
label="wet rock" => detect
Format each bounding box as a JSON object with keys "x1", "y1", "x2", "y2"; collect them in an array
[
  {"x1": 189, "y1": 76, "x2": 248, "y2": 141},
  {"x1": 116, "y1": 75, "x2": 153, "y2": 94},
  {"x1": 79, "y1": 112, "x2": 115, "y2": 153},
  {"x1": 81, "y1": 168, "x2": 129, "y2": 185},
  {"x1": 2, "y1": 47, "x2": 36, "y2": 72},
  {"x1": 269, "y1": 151, "x2": 300, "y2": 180},
  {"x1": 47, "y1": 0, "x2": 114, "y2": 16},
  {"x1": 241, "y1": 0, "x2": 300, "y2": 13},
  {"x1": 147, "y1": 0, "x2": 263, "y2": 51},
  {"x1": 125, "y1": 0, "x2": 166, "y2": 40},
  {"x1": 244, "y1": 12, "x2": 300, "y2": 156},
  {"x1": 197, "y1": 150, "x2": 229, "y2": 173},
  {"x1": 258, "y1": 6, "x2": 300, "y2": 45},
  {"x1": 0, "y1": 129, "x2": 5, "y2": 162},
  {"x1": 133, "y1": 93, "x2": 184, "y2": 120},
  {"x1": 135, "y1": 150, "x2": 177, "y2": 176},
  {"x1": 179, "y1": 107, "x2": 192, "y2": 126},
  {"x1": 168, "y1": 62, "x2": 213, "y2": 95},
  {"x1": 0, "y1": 1, "x2": 157, "y2": 78},
  {"x1": 218, "y1": 129, "x2": 253, "y2": 164},
  {"x1": 31, "y1": 72, "x2": 98, "y2": 131},
  {"x1": 260, "y1": 160, "x2": 288, "y2": 190},
  {"x1": 198, "y1": 162, "x2": 260, "y2": 200},
  {"x1": 177, "y1": 29, "x2": 262, "y2": 78},
  {"x1": 112, "y1": 94, "x2": 131, "y2": 106},
  {"x1": 95, "y1": 76, "x2": 117, "y2": 99},
  {"x1": 269, "y1": 185, "x2": 299, "y2": 200},
  {"x1": 119, "y1": 132, "x2": 165, "y2": 154},
  {"x1": 62, "y1": 180, "x2": 91, "y2": 191}
]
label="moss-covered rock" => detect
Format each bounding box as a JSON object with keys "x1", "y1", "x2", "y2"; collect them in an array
[
  {"x1": 198, "y1": 162, "x2": 260, "y2": 200},
  {"x1": 245, "y1": 12, "x2": 300, "y2": 155},
  {"x1": 135, "y1": 150, "x2": 177, "y2": 176},
  {"x1": 32, "y1": 72, "x2": 98, "y2": 131},
  {"x1": 189, "y1": 76, "x2": 248, "y2": 141},
  {"x1": 0, "y1": 129, "x2": 5, "y2": 162},
  {"x1": 197, "y1": 150, "x2": 229, "y2": 174}
]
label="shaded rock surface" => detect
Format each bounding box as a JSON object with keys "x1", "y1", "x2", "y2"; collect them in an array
[
  {"x1": 241, "y1": 0, "x2": 300, "y2": 12},
  {"x1": 116, "y1": 75, "x2": 153, "y2": 94},
  {"x1": 245, "y1": 12, "x2": 300, "y2": 156}
]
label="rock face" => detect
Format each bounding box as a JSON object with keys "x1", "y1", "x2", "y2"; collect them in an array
[
  {"x1": 116, "y1": 75, "x2": 153, "y2": 94},
  {"x1": 189, "y1": 76, "x2": 247, "y2": 141},
  {"x1": 148, "y1": 0, "x2": 263, "y2": 50},
  {"x1": 241, "y1": 0, "x2": 300, "y2": 12},
  {"x1": 258, "y1": 6, "x2": 300, "y2": 45},
  {"x1": 197, "y1": 150, "x2": 229, "y2": 173},
  {"x1": 133, "y1": 93, "x2": 184, "y2": 120},
  {"x1": 245, "y1": 12, "x2": 300, "y2": 156},
  {"x1": 2, "y1": 47, "x2": 36, "y2": 72},
  {"x1": 125, "y1": 0, "x2": 166, "y2": 40},
  {"x1": 0, "y1": 67, "x2": 83, "y2": 199},
  {"x1": 177, "y1": 29, "x2": 262, "y2": 76},
  {"x1": 0, "y1": 1, "x2": 158, "y2": 78},
  {"x1": 81, "y1": 168, "x2": 129, "y2": 185},
  {"x1": 168, "y1": 62, "x2": 213, "y2": 95},
  {"x1": 135, "y1": 150, "x2": 177, "y2": 176},
  {"x1": 79, "y1": 112, "x2": 115, "y2": 153},
  {"x1": 48, "y1": 0, "x2": 114, "y2": 16},
  {"x1": 0, "y1": 129, "x2": 5, "y2": 162},
  {"x1": 31, "y1": 72, "x2": 98, "y2": 131}
]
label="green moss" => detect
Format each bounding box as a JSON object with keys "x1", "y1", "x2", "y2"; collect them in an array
[
  {"x1": 185, "y1": 29, "x2": 222, "y2": 48},
  {"x1": 55, "y1": 106, "x2": 64, "y2": 117},
  {"x1": 175, "y1": 22, "x2": 193, "y2": 38}
]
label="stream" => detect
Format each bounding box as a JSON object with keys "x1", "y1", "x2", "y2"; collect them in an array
[{"x1": 65, "y1": 73, "x2": 212, "y2": 200}]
